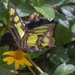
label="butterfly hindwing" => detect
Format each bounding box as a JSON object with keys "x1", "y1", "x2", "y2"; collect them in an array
[
  {"x1": 26, "y1": 23, "x2": 55, "y2": 47},
  {"x1": 9, "y1": 2, "x2": 27, "y2": 40}
]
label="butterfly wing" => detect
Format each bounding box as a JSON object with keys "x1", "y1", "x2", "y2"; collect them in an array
[
  {"x1": 9, "y1": 2, "x2": 27, "y2": 40},
  {"x1": 21, "y1": 23, "x2": 55, "y2": 49},
  {"x1": 9, "y1": 2, "x2": 55, "y2": 51}
]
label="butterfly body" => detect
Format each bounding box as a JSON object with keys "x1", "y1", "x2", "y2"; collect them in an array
[{"x1": 9, "y1": 2, "x2": 55, "y2": 51}]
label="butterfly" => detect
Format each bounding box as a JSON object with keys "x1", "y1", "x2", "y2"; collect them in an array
[{"x1": 9, "y1": 2, "x2": 55, "y2": 51}]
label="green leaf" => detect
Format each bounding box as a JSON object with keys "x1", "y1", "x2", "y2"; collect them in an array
[
  {"x1": 0, "y1": 66, "x2": 12, "y2": 75},
  {"x1": 69, "y1": 57, "x2": 75, "y2": 65},
  {"x1": 27, "y1": 47, "x2": 47, "y2": 59},
  {"x1": 53, "y1": 63, "x2": 75, "y2": 75},
  {"x1": 16, "y1": 3, "x2": 35, "y2": 17},
  {"x1": 49, "y1": 47, "x2": 69, "y2": 65},
  {"x1": 60, "y1": 5, "x2": 75, "y2": 20},
  {"x1": 0, "y1": 15, "x2": 5, "y2": 22},
  {"x1": 71, "y1": 24, "x2": 75, "y2": 37},
  {"x1": 46, "y1": 0, "x2": 64, "y2": 6},
  {"x1": 70, "y1": 0, "x2": 75, "y2": 2},
  {"x1": 34, "y1": 5, "x2": 55, "y2": 21},
  {"x1": 67, "y1": 43, "x2": 75, "y2": 56},
  {"x1": 64, "y1": 0, "x2": 75, "y2": 3},
  {"x1": 54, "y1": 10, "x2": 69, "y2": 28},
  {"x1": 0, "y1": 0, "x2": 9, "y2": 3},
  {"x1": 54, "y1": 23, "x2": 74, "y2": 45},
  {"x1": 0, "y1": 46, "x2": 10, "y2": 69},
  {"x1": 9, "y1": 0, "x2": 22, "y2": 6},
  {"x1": 0, "y1": 23, "x2": 7, "y2": 41},
  {"x1": 42, "y1": 59, "x2": 55, "y2": 75},
  {"x1": 0, "y1": 46, "x2": 9, "y2": 57},
  {"x1": 0, "y1": 2, "x2": 10, "y2": 24},
  {"x1": 40, "y1": 73, "x2": 49, "y2": 75}
]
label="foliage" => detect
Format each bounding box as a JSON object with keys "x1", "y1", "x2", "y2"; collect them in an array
[{"x1": 0, "y1": 0, "x2": 75, "y2": 75}]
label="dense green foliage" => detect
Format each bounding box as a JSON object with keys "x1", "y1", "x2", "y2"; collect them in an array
[{"x1": 0, "y1": 0, "x2": 75, "y2": 75}]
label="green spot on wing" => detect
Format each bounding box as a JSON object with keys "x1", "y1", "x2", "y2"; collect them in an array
[
  {"x1": 10, "y1": 8, "x2": 15, "y2": 16},
  {"x1": 14, "y1": 16, "x2": 19, "y2": 22},
  {"x1": 34, "y1": 26, "x2": 48, "y2": 29},
  {"x1": 34, "y1": 30, "x2": 47, "y2": 33}
]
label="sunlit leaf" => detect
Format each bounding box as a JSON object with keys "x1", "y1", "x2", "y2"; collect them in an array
[
  {"x1": 60, "y1": 5, "x2": 75, "y2": 20},
  {"x1": 54, "y1": 10, "x2": 69, "y2": 28},
  {"x1": 53, "y1": 63, "x2": 75, "y2": 75},
  {"x1": 34, "y1": 5, "x2": 55, "y2": 21}
]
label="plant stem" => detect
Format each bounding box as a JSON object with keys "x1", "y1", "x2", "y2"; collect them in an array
[
  {"x1": 28, "y1": 66, "x2": 36, "y2": 75},
  {"x1": 14, "y1": 69, "x2": 16, "y2": 75},
  {"x1": 28, "y1": 59, "x2": 44, "y2": 74}
]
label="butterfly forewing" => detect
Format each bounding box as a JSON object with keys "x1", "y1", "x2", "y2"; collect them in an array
[{"x1": 9, "y1": 2, "x2": 27, "y2": 40}]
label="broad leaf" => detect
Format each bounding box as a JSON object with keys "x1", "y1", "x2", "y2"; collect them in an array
[
  {"x1": 60, "y1": 5, "x2": 75, "y2": 20},
  {"x1": 0, "y1": 66, "x2": 12, "y2": 75},
  {"x1": 53, "y1": 63, "x2": 75, "y2": 75},
  {"x1": 54, "y1": 23, "x2": 74, "y2": 45},
  {"x1": 16, "y1": 3, "x2": 35, "y2": 17},
  {"x1": 34, "y1": 5, "x2": 55, "y2": 21},
  {"x1": 49, "y1": 47, "x2": 69, "y2": 65},
  {"x1": 54, "y1": 10, "x2": 69, "y2": 28}
]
